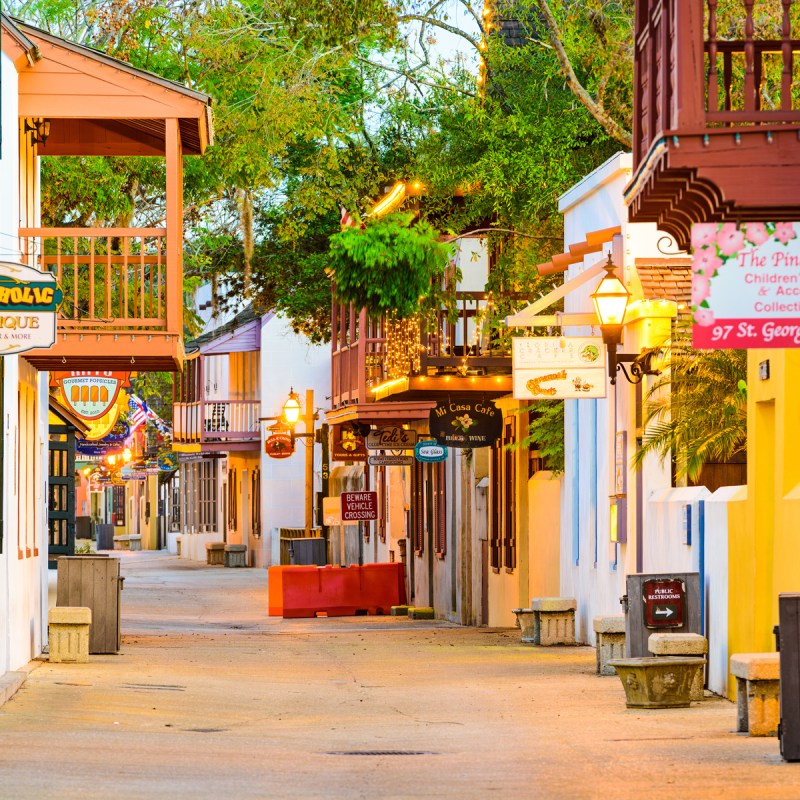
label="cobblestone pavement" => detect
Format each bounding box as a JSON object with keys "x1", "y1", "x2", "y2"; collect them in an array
[{"x1": 0, "y1": 552, "x2": 797, "y2": 799}]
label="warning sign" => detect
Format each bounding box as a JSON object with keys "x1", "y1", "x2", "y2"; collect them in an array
[
  {"x1": 643, "y1": 578, "x2": 685, "y2": 628},
  {"x1": 341, "y1": 491, "x2": 378, "y2": 522}
]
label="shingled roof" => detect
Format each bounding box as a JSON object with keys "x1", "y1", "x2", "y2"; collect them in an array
[{"x1": 635, "y1": 258, "x2": 692, "y2": 307}]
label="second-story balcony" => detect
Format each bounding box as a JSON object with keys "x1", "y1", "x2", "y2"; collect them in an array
[
  {"x1": 626, "y1": 0, "x2": 800, "y2": 250},
  {"x1": 6, "y1": 18, "x2": 212, "y2": 372},
  {"x1": 331, "y1": 291, "x2": 518, "y2": 409},
  {"x1": 172, "y1": 318, "x2": 262, "y2": 453}
]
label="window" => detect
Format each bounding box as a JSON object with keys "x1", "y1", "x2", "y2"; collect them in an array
[
  {"x1": 199, "y1": 459, "x2": 218, "y2": 531},
  {"x1": 227, "y1": 467, "x2": 238, "y2": 532},
  {"x1": 113, "y1": 485, "x2": 126, "y2": 526},
  {"x1": 490, "y1": 419, "x2": 516, "y2": 571},
  {"x1": 251, "y1": 468, "x2": 261, "y2": 538},
  {"x1": 411, "y1": 461, "x2": 447, "y2": 558}
]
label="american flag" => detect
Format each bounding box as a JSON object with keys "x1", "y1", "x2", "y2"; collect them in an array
[
  {"x1": 340, "y1": 206, "x2": 356, "y2": 229},
  {"x1": 129, "y1": 397, "x2": 152, "y2": 431}
]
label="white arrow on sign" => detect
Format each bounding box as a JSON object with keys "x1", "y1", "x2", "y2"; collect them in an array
[{"x1": 654, "y1": 607, "x2": 675, "y2": 618}]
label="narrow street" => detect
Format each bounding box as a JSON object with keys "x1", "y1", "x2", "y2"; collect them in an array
[{"x1": 0, "y1": 553, "x2": 795, "y2": 799}]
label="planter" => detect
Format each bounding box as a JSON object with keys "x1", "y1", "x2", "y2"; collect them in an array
[{"x1": 608, "y1": 657, "x2": 706, "y2": 709}]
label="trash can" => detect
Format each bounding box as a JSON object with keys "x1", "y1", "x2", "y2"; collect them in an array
[
  {"x1": 290, "y1": 538, "x2": 327, "y2": 566},
  {"x1": 56, "y1": 556, "x2": 123, "y2": 654},
  {"x1": 95, "y1": 524, "x2": 114, "y2": 551}
]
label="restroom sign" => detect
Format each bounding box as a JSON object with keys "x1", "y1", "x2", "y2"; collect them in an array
[{"x1": 643, "y1": 578, "x2": 685, "y2": 628}]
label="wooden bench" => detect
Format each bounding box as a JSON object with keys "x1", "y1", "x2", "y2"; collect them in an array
[
  {"x1": 206, "y1": 541, "x2": 225, "y2": 566},
  {"x1": 649, "y1": 632, "x2": 708, "y2": 701},
  {"x1": 594, "y1": 615, "x2": 626, "y2": 676},
  {"x1": 113, "y1": 534, "x2": 142, "y2": 551},
  {"x1": 730, "y1": 653, "x2": 780, "y2": 736},
  {"x1": 530, "y1": 598, "x2": 576, "y2": 645}
]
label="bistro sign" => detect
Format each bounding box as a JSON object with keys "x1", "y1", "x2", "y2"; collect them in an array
[
  {"x1": 0, "y1": 261, "x2": 62, "y2": 355},
  {"x1": 429, "y1": 399, "x2": 501, "y2": 448}
]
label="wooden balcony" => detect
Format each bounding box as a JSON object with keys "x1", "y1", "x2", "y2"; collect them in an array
[
  {"x1": 331, "y1": 292, "x2": 514, "y2": 409},
  {"x1": 626, "y1": 0, "x2": 800, "y2": 250},
  {"x1": 20, "y1": 228, "x2": 182, "y2": 371},
  {"x1": 173, "y1": 400, "x2": 261, "y2": 452}
]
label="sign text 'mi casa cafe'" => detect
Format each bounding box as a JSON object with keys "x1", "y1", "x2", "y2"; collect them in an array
[
  {"x1": 691, "y1": 221, "x2": 800, "y2": 348},
  {"x1": 0, "y1": 261, "x2": 62, "y2": 355}
]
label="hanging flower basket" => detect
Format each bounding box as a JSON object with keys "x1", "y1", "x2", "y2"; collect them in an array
[{"x1": 329, "y1": 212, "x2": 455, "y2": 319}]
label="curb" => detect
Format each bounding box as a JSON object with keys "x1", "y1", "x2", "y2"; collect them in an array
[{"x1": 0, "y1": 659, "x2": 42, "y2": 708}]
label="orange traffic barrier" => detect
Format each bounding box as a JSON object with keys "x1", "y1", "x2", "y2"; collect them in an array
[{"x1": 268, "y1": 563, "x2": 407, "y2": 618}]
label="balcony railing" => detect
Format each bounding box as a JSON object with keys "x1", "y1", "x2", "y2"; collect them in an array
[
  {"x1": 634, "y1": 0, "x2": 800, "y2": 164},
  {"x1": 20, "y1": 228, "x2": 169, "y2": 331},
  {"x1": 173, "y1": 400, "x2": 261, "y2": 445},
  {"x1": 331, "y1": 292, "x2": 515, "y2": 407}
]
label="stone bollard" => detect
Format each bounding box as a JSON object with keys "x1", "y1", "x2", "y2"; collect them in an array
[
  {"x1": 48, "y1": 606, "x2": 92, "y2": 663},
  {"x1": 593, "y1": 615, "x2": 626, "y2": 676},
  {"x1": 224, "y1": 544, "x2": 248, "y2": 567},
  {"x1": 206, "y1": 541, "x2": 225, "y2": 566},
  {"x1": 730, "y1": 653, "x2": 780, "y2": 736},
  {"x1": 530, "y1": 598, "x2": 576, "y2": 646},
  {"x1": 648, "y1": 632, "x2": 708, "y2": 701},
  {"x1": 512, "y1": 608, "x2": 537, "y2": 644}
]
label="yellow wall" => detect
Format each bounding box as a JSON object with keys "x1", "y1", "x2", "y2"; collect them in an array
[{"x1": 730, "y1": 349, "x2": 800, "y2": 689}]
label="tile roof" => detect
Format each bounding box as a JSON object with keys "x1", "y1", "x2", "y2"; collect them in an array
[{"x1": 636, "y1": 258, "x2": 693, "y2": 306}]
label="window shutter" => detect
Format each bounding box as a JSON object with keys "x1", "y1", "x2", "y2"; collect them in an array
[
  {"x1": 435, "y1": 460, "x2": 447, "y2": 557},
  {"x1": 503, "y1": 421, "x2": 516, "y2": 571},
  {"x1": 490, "y1": 444, "x2": 501, "y2": 570},
  {"x1": 412, "y1": 460, "x2": 424, "y2": 554}
]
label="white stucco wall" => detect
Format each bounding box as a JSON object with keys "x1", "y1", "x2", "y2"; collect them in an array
[
  {"x1": 259, "y1": 314, "x2": 331, "y2": 566},
  {"x1": 557, "y1": 152, "x2": 685, "y2": 644}
]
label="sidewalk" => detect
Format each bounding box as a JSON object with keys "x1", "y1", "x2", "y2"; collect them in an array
[{"x1": 0, "y1": 552, "x2": 797, "y2": 799}]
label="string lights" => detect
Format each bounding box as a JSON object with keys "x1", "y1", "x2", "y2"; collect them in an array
[{"x1": 385, "y1": 316, "x2": 422, "y2": 380}]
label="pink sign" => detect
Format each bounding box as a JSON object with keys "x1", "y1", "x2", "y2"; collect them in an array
[{"x1": 692, "y1": 222, "x2": 800, "y2": 348}]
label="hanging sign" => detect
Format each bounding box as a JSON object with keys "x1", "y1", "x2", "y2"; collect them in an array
[
  {"x1": 331, "y1": 425, "x2": 368, "y2": 462},
  {"x1": 120, "y1": 466, "x2": 146, "y2": 481},
  {"x1": 54, "y1": 371, "x2": 129, "y2": 420},
  {"x1": 367, "y1": 454, "x2": 414, "y2": 466},
  {"x1": 692, "y1": 221, "x2": 800, "y2": 348},
  {"x1": 512, "y1": 337, "x2": 606, "y2": 400},
  {"x1": 75, "y1": 420, "x2": 130, "y2": 456},
  {"x1": 265, "y1": 433, "x2": 294, "y2": 459},
  {"x1": 415, "y1": 440, "x2": 448, "y2": 463},
  {"x1": 365, "y1": 426, "x2": 417, "y2": 450},
  {"x1": 0, "y1": 261, "x2": 62, "y2": 355},
  {"x1": 429, "y1": 399, "x2": 502, "y2": 448},
  {"x1": 158, "y1": 452, "x2": 178, "y2": 472},
  {"x1": 87, "y1": 474, "x2": 105, "y2": 493}
]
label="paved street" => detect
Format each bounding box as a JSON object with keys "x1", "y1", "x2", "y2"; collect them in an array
[{"x1": 0, "y1": 552, "x2": 797, "y2": 799}]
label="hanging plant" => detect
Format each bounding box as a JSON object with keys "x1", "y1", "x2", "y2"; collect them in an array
[{"x1": 329, "y1": 212, "x2": 456, "y2": 319}]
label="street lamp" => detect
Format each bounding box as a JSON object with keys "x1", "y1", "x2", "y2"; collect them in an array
[
  {"x1": 591, "y1": 254, "x2": 661, "y2": 385},
  {"x1": 260, "y1": 387, "x2": 318, "y2": 537}
]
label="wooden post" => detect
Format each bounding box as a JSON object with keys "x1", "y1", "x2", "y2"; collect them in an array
[
  {"x1": 671, "y1": 0, "x2": 706, "y2": 130},
  {"x1": 304, "y1": 389, "x2": 314, "y2": 537},
  {"x1": 165, "y1": 118, "x2": 183, "y2": 335}
]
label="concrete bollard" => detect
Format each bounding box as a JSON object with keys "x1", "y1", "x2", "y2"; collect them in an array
[
  {"x1": 48, "y1": 606, "x2": 92, "y2": 663},
  {"x1": 648, "y1": 632, "x2": 708, "y2": 701},
  {"x1": 593, "y1": 615, "x2": 626, "y2": 676},
  {"x1": 530, "y1": 598, "x2": 576, "y2": 646}
]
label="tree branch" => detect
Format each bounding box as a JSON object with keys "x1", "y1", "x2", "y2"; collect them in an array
[
  {"x1": 399, "y1": 13, "x2": 481, "y2": 52},
  {"x1": 354, "y1": 56, "x2": 476, "y2": 98},
  {"x1": 534, "y1": 0, "x2": 632, "y2": 149}
]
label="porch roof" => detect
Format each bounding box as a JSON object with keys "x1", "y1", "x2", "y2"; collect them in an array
[{"x1": 2, "y1": 15, "x2": 213, "y2": 156}]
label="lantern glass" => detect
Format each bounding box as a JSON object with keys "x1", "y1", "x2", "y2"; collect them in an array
[
  {"x1": 591, "y1": 259, "x2": 630, "y2": 327},
  {"x1": 283, "y1": 390, "x2": 301, "y2": 426}
]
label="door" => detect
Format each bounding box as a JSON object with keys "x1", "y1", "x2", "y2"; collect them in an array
[{"x1": 48, "y1": 424, "x2": 76, "y2": 566}]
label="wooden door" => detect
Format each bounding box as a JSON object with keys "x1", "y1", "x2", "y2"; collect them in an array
[{"x1": 48, "y1": 424, "x2": 76, "y2": 565}]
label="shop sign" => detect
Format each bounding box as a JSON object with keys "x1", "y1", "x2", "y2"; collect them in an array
[
  {"x1": 331, "y1": 425, "x2": 368, "y2": 462},
  {"x1": 158, "y1": 452, "x2": 178, "y2": 472},
  {"x1": 367, "y1": 454, "x2": 414, "y2": 466},
  {"x1": 265, "y1": 433, "x2": 294, "y2": 459},
  {"x1": 75, "y1": 420, "x2": 130, "y2": 456},
  {"x1": 415, "y1": 440, "x2": 447, "y2": 463},
  {"x1": 512, "y1": 336, "x2": 606, "y2": 400},
  {"x1": 53, "y1": 371, "x2": 129, "y2": 420},
  {"x1": 643, "y1": 578, "x2": 685, "y2": 629},
  {"x1": 691, "y1": 221, "x2": 800, "y2": 348},
  {"x1": 341, "y1": 491, "x2": 379, "y2": 521},
  {"x1": 323, "y1": 496, "x2": 342, "y2": 526},
  {"x1": 0, "y1": 261, "x2": 62, "y2": 356},
  {"x1": 120, "y1": 466, "x2": 146, "y2": 481},
  {"x1": 87, "y1": 474, "x2": 105, "y2": 493},
  {"x1": 429, "y1": 399, "x2": 502, "y2": 449},
  {"x1": 366, "y1": 426, "x2": 417, "y2": 450}
]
